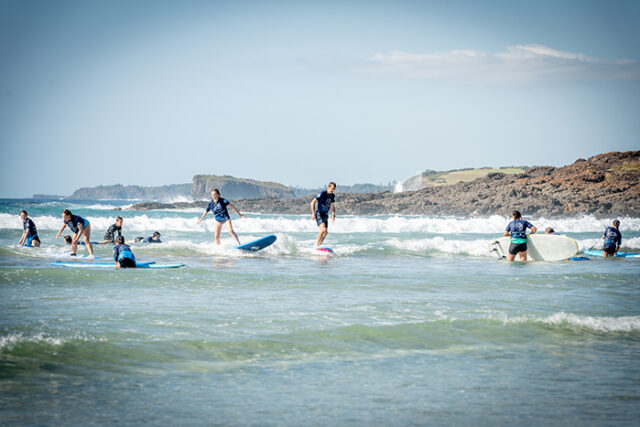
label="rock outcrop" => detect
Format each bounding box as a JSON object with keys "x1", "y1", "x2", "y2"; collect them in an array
[
  {"x1": 68, "y1": 184, "x2": 191, "y2": 201},
  {"x1": 190, "y1": 175, "x2": 295, "y2": 200},
  {"x1": 130, "y1": 152, "x2": 639, "y2": 217}
]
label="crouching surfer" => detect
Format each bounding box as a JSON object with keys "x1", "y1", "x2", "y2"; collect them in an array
[
  {"x1": 504, "y1": 210, "x2": 537, "y2": 262},
  {"x1": 113, "y1": 236, "x2": 136, "y2": 268},
  {"x1": 18, "y1": 210, "x2": 41, "y2": 247},
  {"x1": 56, "y1": 209, "x2": 94, "y2": 256}
]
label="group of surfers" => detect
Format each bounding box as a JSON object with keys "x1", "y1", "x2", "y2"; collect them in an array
[{"x1": 18, "y1": 182, "x2": 623, "y2": 266}]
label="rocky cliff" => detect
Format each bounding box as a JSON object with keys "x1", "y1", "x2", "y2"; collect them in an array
[
  {"x1": 191, "y1": 175, "x2": 295, "y2": 200},
  {"x1": 67, "y1": 184, "x2": 191, "y2": 201}
]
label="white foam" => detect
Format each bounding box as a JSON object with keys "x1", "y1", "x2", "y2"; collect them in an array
[
  {"x1": 385, "y1": 236, "x2": 491, "y2": 256},
  {"x1": 0, "y1": 332, "x2": 106, "y2": 350},
  {"x1": 496, "y1": 312, "x2": 640, "y2": 332}
]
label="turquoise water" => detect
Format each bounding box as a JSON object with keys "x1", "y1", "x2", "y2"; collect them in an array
[{"x1": 1, "y1": 199, "x2": 639, "y2": 425}]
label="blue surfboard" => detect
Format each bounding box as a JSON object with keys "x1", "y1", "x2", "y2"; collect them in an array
[
  {"x1": 583, "y1": 249, "x2": 640, "y2": 258},
  {"x1": 51, "y1": 261, "x2": 185, "y2": 269},
  {"x1": 236, "y1": 235, "x2": 277, "y2": 252}
]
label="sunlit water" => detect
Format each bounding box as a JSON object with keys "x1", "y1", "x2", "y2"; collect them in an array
[{"x1": 1, "y1": 199, "x2": 639, "y2": 425}]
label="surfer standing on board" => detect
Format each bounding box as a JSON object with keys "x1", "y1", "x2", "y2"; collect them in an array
[
  {"x1": 503, "y1": 210, "x2": 536, "y2": 262},
  {"x1": 602, "y1": 219, "x2": 622, "y2": 257},
  {"x1": 56, "y1": 209, "x2": 95, "y2": 256},
  {"x1": 311, "y1": 182, "x2": 336, "y2": 247},
  {"x1": 198, "y1": 189, "x2": 245, "y2": 245}
]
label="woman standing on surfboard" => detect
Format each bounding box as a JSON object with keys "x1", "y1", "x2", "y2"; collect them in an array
[
  {"x1": 311, "y1": 182, "x2": 336, "y2": 247},
  {"x1": 198, "y1": 189, "x2": 245, "y2": 245},
  {"x1": 503, "y1": 210, "x2": 536, "y2": 262}
]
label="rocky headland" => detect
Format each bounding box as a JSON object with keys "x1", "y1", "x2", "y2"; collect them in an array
[{"x1": 130, "y1": 151, "x2": 639, "y2": 217}]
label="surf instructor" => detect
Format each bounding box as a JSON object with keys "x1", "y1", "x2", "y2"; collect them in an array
[
  {"x1": 311, "y1": 182, "x2": 336, "y2": 247},
  {"x1": 503, "y1": 210, "x2": 536, "y2": 262},
  {"x1": 198, "y1": 189, "x2": 245, "y2": 245}
]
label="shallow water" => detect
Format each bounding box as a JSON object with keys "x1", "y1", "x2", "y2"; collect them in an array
[{"x1": 1, "y1": 199, "x2": 639, "y2": 425}]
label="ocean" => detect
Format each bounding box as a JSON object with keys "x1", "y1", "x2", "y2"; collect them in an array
[{"x1": 1, "y1": 198, "x2": 639, "y2": 425}]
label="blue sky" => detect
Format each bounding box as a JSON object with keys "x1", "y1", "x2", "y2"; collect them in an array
[{"x1": 1, "y1": 0, "x2": 639, "y2": 197}]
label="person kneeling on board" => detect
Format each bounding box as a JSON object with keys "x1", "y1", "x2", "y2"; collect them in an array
[
  {"x1": 113, "y1": 236, "x2": 136, "y2": 268},
  {"x1": 602, "y1": 219, "x2": 622, "y2": 258},
  {"x1": 18, "y1": 210, "x2": 41, "y2": 247},
  {"x1": 504, "y1": 210, "x2": 537, "y2": 262}
]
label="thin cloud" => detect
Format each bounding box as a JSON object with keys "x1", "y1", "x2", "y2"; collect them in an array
[{"x1": 364, "y1": 44, "x2": 640, "y2": 83}]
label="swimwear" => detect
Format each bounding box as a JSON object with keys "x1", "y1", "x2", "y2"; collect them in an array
[
  {"x1": 113, "y1": 243, "x2": 136, "y2": 268},
  {"x1": 104, "y1": 223, "x2": 122, "y2": 240},
  {"x1": 207, "y1": 199, "x2": 231, "y2": 223},
  {"x1": 509, "y1": 242, "x2": 528, "y2": 255},
  {"x1": 65, "y1": 215, "x2": 90, "y2": 233}
]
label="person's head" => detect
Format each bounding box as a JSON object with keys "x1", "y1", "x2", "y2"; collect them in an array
[
  {"x1": 64, "y1": 235, "x2": 72, "y2": 244},
  {"x1": 20, "y1": 210, "x2": 28, "y2": 221},
  {"x1": 512, "y1": 210, "x2": 521, "y2": 220},
  {"x1": 62, "y1": 209, "x2": 72, "y2": 221},
  {"x1": 613, "y1": 219, "x2": 620, "y2": 228},
  {"x1": 116, "y1": 216, "x2": 123, "y2": 226},
  {"x1": 115, "y1": 236, "x2": 125, "y2": 244},
  {"x1": 545, "y1": 227, "x2": 555, "y2": 234},
  {"x1": 211, "y1": 189, "x2": 220, "y2": 201},
  {"x1": 152, "y1": 231, "x2": 161, "y2": 240},
  {"x1": 327, "y1": 182, "x2": 336, "y2": 194}
]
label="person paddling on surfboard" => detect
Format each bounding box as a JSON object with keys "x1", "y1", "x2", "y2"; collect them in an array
[
  {"x1": 113, "y1": 236, "x2": 136, "y2": 268},
  {"x1": 198, "y1": 189, "x2": 245, "y2": 245},
  {"x1": 18, "y1": 210, "x2": 41, "y2": 247},
  {"x1": 311, "y1": 182, "x2": 336, "y2": 247},
  {"x1": 503, "y1": 210, "x2": 536, "y2": 262},
  {"x1": 602, "y1": 219, "x2": 622, "y2": 258},
  {"x1": 56, "y1": 209, "x2": 95, "y2": 256}
]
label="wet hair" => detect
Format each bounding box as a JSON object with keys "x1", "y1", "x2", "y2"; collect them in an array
[
  {"x1": 62, "y1": 209, "x2": 72, "y2": 217},
  {"x1": 64, "y1": 235, "x2": 72, "y2": 244},
  {"x1": 20, "y1": 210, "x2": 28, "y2": 216},
  {"x1": 115, "y1": 236, "x2": 125, "y2": 244},
  {"x1": 328, "y1": 182, "x2": 336, "y2": 189},
  {"x1": 153, "y1": 231, "x2": 161, "y2": 237},
  {"x1": 512, "y1": 210, "x2": 521, "y2": 219},
  {"x1": 211, "y1": 189, "x2": 220, "y2": 195},
  {"x1": 613, "y1": 219, "x2": 620, "y2": 227},
  {"x1": 116, "y1": 216, "x2": 123, "y2": 222},
  {"x1": 545, "y1": 227, "x2": 555, "y2": 234}
]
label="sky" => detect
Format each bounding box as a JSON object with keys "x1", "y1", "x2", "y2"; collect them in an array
[{"x1": 1, "y1": 0, "x2": 639, "y2": 198}]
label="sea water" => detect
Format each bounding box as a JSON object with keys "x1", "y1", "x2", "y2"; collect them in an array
[{"x1": 1, "y1": 199, "x2": 639, "y2": 425}]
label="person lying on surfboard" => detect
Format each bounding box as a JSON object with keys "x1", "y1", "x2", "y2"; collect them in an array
[
  {"x1": 503, "y1": 210, "x2": 536, "y2": 262},
  {"x1": 56, "y1": 209, "x2": 95, "y2": 256},
  {"x1": 198, "y1": 188, "x2": 245, "y2": 245},
  {"x1": 311, "y1": 182, "x2": 336, "y2": 247},
  {"x1": 602, "y1": 219, "x2": 622, "y2": 258},
  {"x1": 113, "y1": 236, "x2": 136, "y2": 268},
  {"x1": 18, "y1": 210, "x2": 41, "y2": 247}
]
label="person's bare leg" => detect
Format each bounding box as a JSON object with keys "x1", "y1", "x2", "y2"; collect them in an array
[
  {"x1": 214, "y1": 222, "x2": 223, "y2": 245},
  {"x1": 227, "y1": 221, "x2": 240, "y2": 245}
]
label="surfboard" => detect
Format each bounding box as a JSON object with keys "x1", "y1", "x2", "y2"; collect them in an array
[
  {"x1": 50, "y1": 261, "x2": 185, "y2": 268},
  {"x1": 316, "y1": 246, "x2": 334, "y2": 255},
  {"x1": 583, "y1": 249, "x2": 640, "y2": 258},
  {"x1": 489, "y1": 234, "x2": 578, "y2": 261},
  {"x1": 236, "y1": 235, "x2": 277, "y2": 252}
]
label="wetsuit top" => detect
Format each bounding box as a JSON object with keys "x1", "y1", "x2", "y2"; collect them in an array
[
  {"x1": 206, "y1": 199, "x2": 230, "y2": 221},
  {"x1": 65, "y1": 215, "x2": 89, "y2": 233},
  {"x1": 603, "y1": 226, "x2": 622, "y2": 248},
  {"x1": 506, "y1": 219, "x2": 534, "y2": 243},
  {"x1": 113, "y1": 244, "x2": 135, "y2": 262},
  {"x1": 315, "y1": 191, "x2": 335, "y2": 215},
  {"x1": 142, "y1": 236, "x2": 161, "y2": 243},
  {"x1": 23, "y1": 218, "x2": 38, "y2": 237},
  {"x1": 104, "y1": 223, "x2": 122, "y2": 240}
]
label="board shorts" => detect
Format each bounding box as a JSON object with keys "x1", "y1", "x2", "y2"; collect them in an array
[
  {"x1": 214, "y1": 214, "x2": 230, "y2": 223},
  {"x1": 509, "y1": 241, "x2": 528, "y2": 255},
  {"x1": 315, "y1": 211, "x2": 328, "y2": 227},
  {"x1": 118, "y1": 257, "x2": 136, "y2": 268},
  {"x1": 27, "y1": 235, "x2": 40, "y2": 246},
  {"x1": 603, "y1": 244, "x2": 617, "y2": 255}
]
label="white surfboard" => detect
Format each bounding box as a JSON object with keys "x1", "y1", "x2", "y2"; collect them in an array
[{"x1": 489, "y1": 234, "x2": 578, "y2": 261}]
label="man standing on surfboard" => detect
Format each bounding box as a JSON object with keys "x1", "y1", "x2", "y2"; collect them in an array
[
  {"x1": 602, "y1": 219, "x2": 622, "y2": 257},
  {"x1": 198, "y1": 189, "x2": 245, "y2": 245},
  {"x1": 503, "y1": 210, "x2": 537, "y2": 262},
  {"x1": 311, "y1": 182, "x2": 336, "y2": 247}
]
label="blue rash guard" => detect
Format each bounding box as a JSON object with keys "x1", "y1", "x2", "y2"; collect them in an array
[
  {"x1": 142, "y1": 236, "x2": 161, "y2": 243},
  {"x1": 603, "y1": 226, "x2": 622, "y2": 250},
  {"x1": 23, "y1": 218, "x2": 39, "y2": 245},
  {"x1": 315, "y1": 191, "x2": 335, "y2": 226},
  {"x1": 505, "y1": 219, "x2": 534, "y2": 244},
  {"x1": 206, "y1": 199, "x2": 231, "y2": 223},
  {"x1": 65, "y1": 215, "x2": 90, "y2": 233},
  {"x1": 113, "y1": 244, "x2": 135, "y2": 262}
]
